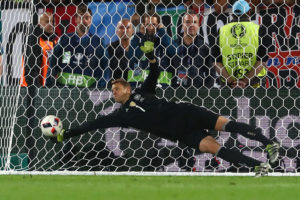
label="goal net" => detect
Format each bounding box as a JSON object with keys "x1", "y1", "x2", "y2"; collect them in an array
[{"x1": 0, "y1": 0, "x2": 299, "y2": 174}]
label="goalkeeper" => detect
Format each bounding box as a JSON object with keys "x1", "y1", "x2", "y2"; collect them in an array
[{"x1": 52, "y1": 41, "x2": 279, "y2": 176}]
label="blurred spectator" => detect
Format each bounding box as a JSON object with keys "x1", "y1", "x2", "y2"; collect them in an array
[
  {"x1": 41, "y1": 0, "x2": 92, "y2": 5},
  {"x1": 22, "y1": 11, "x2": 57, "y2": 87},
  {"x1": 177, "y1": 0, "x2": 204, "y2": 40},
  {"x1": 107, "y1": 18, "x2": 135, "y2": 80},
  {"x1": 212, "y1": 0, "x2": 297, "y2": 16},
  {"x1": 132, "y1": 0, "x2": 148, "y2": 33},
  {"x1": 212, "y1": 0, "x2": 270, "y2": 88},
  {"x1": 130, "y1": 13, "x2": 176, "y2": 87},
  {"x1": 270, "y1": 0, "x2": 296, "y2": 5},
  {"x1": 173, "y1": 12, "x2": 214, "y2": 88},
  {"x1": 131, "y1": 13, "x2": 141, "y2": 33},
  {"x1": 48, "y1": 4, "x2": 108, "y2": 88},
  {"x1": 134, "y1": 0, "x2": 147, "y2": 16},
  {"x1": 213, "y1": 0, "x2": 230, "y2": 14}
]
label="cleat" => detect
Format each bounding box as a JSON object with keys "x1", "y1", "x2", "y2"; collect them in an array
[
  {"x1": 266, "y1": 143, "x2": 280, "y2": 164},
  {"x1": 254, "y1": 163, "x2": 271, "y2": 177}
]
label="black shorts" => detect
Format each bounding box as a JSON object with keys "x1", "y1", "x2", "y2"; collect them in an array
[
  {"x1": 172, "y1": 103, "x2": 219, "y2": 150},
  {"x1": 177, "y1": 102, "x2": 219, "y2": 130},
  {"x1": 155, "y1": 102, "x2": 219, "y2": 150},
  {"x1": 179, "y1": 129, "x2": 211, "y2": 150}
]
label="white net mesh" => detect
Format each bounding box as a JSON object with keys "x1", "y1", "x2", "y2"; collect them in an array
[
  {"x1": 0, "y1": 0, "x2": 299, "y2": 174},
  {"x1": 0, "y1": 0, "x2": 32, "y2": 170}
]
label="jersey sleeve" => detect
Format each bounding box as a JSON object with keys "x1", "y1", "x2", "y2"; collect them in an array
[
  {"x1": 140, "y1": 61, "x2": 160, "y2": 94},
  {"x1": 65, "y1": 110, "x2": 124, "y2": 139}
]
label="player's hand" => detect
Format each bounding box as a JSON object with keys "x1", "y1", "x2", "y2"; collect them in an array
[
  {"x1": 140, "y1": 39, "x2": 155, "y2": 60},
  {"x1": 140, "y1": 41, "x2": 154, "y2": 53},
  {"x1": 57, "y1": 129, "x2": 65, "y2": 142},
  {"x1": 230, "y1": 80, "x2": 247, "y2": 88},
  {"x1": 240, "y1": 77, "x2": 250, "y2": 85},
  {"x1": 49, "y1": 129, "x2": 65, "y2": 143}
]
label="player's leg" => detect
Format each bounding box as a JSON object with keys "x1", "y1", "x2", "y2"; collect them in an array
[
  {"x1": 199, "y1": 135, "x2": 271, "y2": 176},
  {"x1": 199, "y1": 136, "x2": 261, "y2": 168},
  {"x1": 190, "y1": 105, "x2": 275, "y2": 150},
  {"x1": 214, "y1": 116, "x2": 279, "y2": 163},
  {"x1": 184, "y1": 104, "x2": 279, "y2": 163},
  {"x1": 214, "y1": 116, "x2": 271, "y2": 146},
  {"x1": 181, "y1": 103, "x2": 278, "y2": 163}
]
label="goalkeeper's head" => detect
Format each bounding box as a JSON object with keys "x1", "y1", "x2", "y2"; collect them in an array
[{"x1": 111, "y1": 79, "x2": 132, "y2": 104}]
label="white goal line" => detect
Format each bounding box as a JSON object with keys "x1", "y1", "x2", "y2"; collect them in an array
[{"x1": 0, "y1": 171, "x2": 300, "y2": 176}]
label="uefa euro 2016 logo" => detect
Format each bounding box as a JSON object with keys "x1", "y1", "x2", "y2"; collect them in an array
[{"x1": 231, "y1": 24, "x2": 246, "y2": 39}]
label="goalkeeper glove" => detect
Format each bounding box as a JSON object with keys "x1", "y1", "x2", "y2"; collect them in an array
[
  {"x1": 49, "y1": 129, "x2": 65, "y2": 143},
  {"x1": 57, "y1": 129, "x2": 65, "y2": 142},
  {"x1": 140, "y1": 41, "x2": 155, "y2": 60}
]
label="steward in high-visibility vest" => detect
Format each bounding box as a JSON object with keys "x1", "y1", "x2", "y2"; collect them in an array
[
  {"x1": 212, "y1": 0, "x2": 270, "y2": 88},
  {"x1": 22, "y1": 11, "x2": 57, "y2": 87}
]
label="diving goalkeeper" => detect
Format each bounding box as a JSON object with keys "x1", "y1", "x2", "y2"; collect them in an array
[{"x1": 51, "y1": 41, "x2": 279, "y2": 176}]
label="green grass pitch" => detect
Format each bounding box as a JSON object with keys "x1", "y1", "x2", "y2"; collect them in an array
[{"x1": 0, "y1": 175, "x2": 299, "y2": 200}]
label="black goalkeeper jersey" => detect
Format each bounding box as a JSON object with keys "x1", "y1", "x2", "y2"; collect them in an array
[{"x1": 67, "y1": 61, "x2": 219, "y2": 144}]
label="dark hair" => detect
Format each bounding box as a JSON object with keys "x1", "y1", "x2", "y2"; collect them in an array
[
  {"x1": 135, "y1": 2, "x2": 146, "y2": 16},
  {"x1": 76, "y1": 4, "x2": 92, "y2": 16},
  {"x1": 141, "y1": 13, "x2": 161, "y2": 24},
  {"x1": 183, "y1": 10, "x2": 199, "y2": 19},
  {"x1": 111, "y1": 79, "x2": 131, "y2": 88},
  {"x1": 232, "y1": 13, "x2": 249, "y2": 20}
]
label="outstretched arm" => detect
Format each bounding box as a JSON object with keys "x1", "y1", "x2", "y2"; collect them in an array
[
  {"x1": 140, "y1": 59, "x2": 160, "y2": 94},
  {"x1": 140, "y1": 41, "x2": 160, "y2": 94},
  {"x1": 52, "y1": 111, "x2": 124, "y2": 142}
]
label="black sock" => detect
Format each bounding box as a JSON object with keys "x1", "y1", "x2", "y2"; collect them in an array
[
  {"x1": 224, "y1": 121, "x2": 272, "y2": 147},
  {"x1": 216, "y1": 147, "x2": 261, "y2": 168}
]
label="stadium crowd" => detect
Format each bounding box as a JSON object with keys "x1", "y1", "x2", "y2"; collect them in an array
[{"x1": 10, "y1": 0, "x2": 296, "y2": 89}]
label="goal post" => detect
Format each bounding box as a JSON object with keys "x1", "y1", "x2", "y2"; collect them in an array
[
  {"x1": 0, "y1": 0, "x2": 33, "y2": 171},
  {"x1": 0, "y1": 0, "x2": 299, "y2": 174}
]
